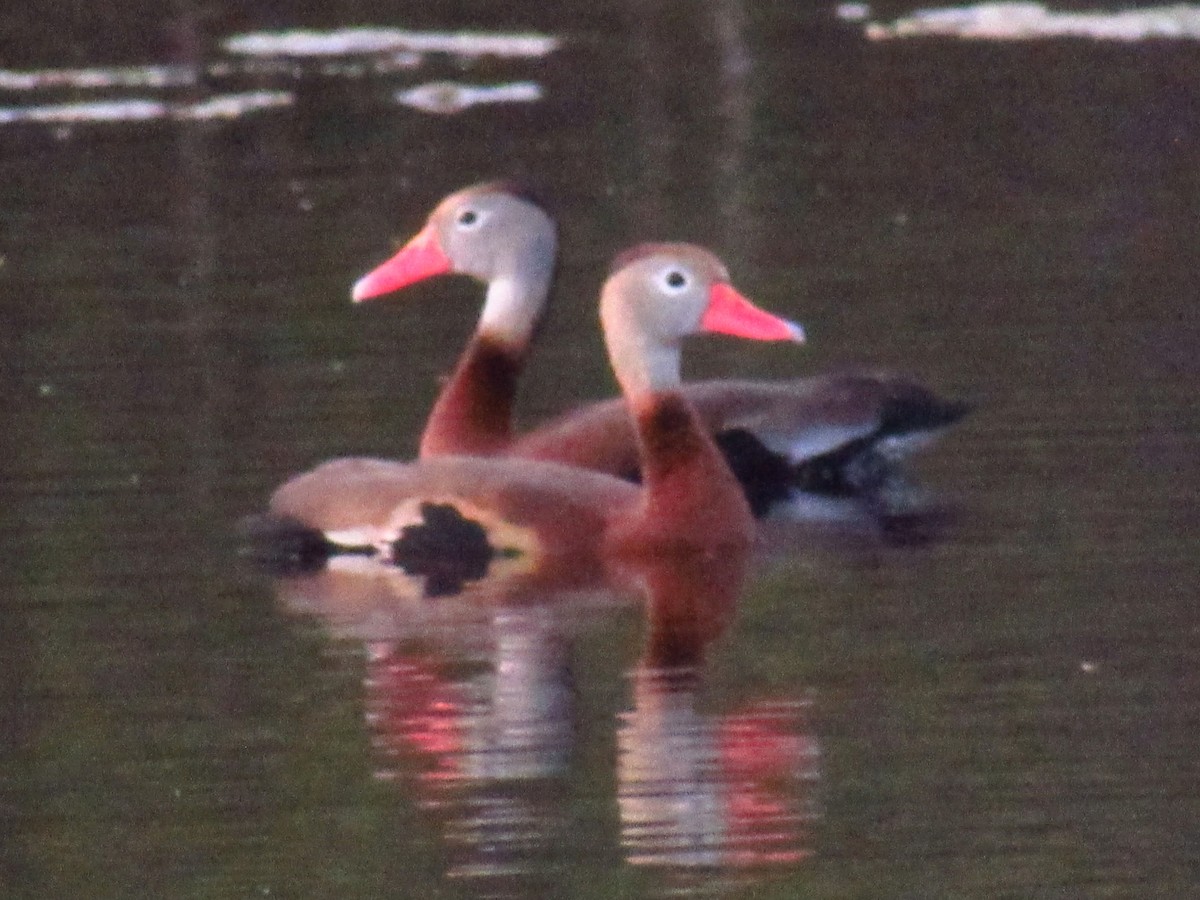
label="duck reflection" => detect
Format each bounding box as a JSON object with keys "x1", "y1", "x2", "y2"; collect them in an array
[
  {"x1": 272, "y1": 544, "x2": 818, "y2": 893},
  {"x1": 363, "y1": 611, "x2": 577, "y2": 889},
  {"x1": 367, "y1": 606, "x2": 575, "y2": 785},
  {"x1": 619, "y1": 675, "x2": 816, "y2": 871},
  {"x1": 279, "y1": 564, "x2": 609, "y2": 892},
  {"x1": 611, "y1": 551, "x2": 818, "y2": 877}
]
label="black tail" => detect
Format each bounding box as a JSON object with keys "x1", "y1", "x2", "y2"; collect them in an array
[
  {"x1": 715, "y1": 394, "x2": 971, "y2": 517},
  {"x1": 793, "y1": 392, "x2": 973, "y2": 496},
  {"x1": 236, "y1": 513, "x2": 340, "y2": 575},
  {"x1": 715, "y1": 427, "x2": 890, "y2": 514},
  {"x1": 712, "y1": 429, "x2": 804, "y2": 517},
  {"x1": 874, "y1": 390, "x2": 973, "y2": 443}
]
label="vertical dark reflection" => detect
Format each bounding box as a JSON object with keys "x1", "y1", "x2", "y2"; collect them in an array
[
  {"x1": 0, "y1": 607, "x2": 36, "y2": 892},
  {"x1": 709, "y1": 0, "x2": 755, "y2": 256},
  {"x1": 617, "y1": 0, "x2": 760, "y2": 257},
  {"x1": 622, "y1": 0, "x2": 673, "y2": 235},
  {"x1": 171, "y1": 1, "x2": 221, "y2": 529}
]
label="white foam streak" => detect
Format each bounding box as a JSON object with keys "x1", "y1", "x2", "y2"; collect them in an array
[
  {"x1": 861, "y1": 3, "x2": 1200, "y2": 41},
  {"x1": 0, "y1": 100, "x2": 167, "y2": 124},
  {"x1": 0, "y1": 64, "x2": 197, "y2": 91},
  {"x1": 835, "y1": 3, "x2": 872, "y2": 23},
  {"x1": 178, "y1": 91, "x2": 295, "y2": 120},
  {"x1": 224, "y1": 27, "x2": 560, "y2": 59},
  {"x1": 394, "y1": 81, "x2": 543, "y2": 114},
  {"x1": 0, "y1": 54, "x2": 425, "y2": 96},
  {"x1": 0, "y1": 91, "x2": 292, "y2": 125}
]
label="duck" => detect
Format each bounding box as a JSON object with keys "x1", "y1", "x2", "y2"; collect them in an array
[
  {"x1": 352, "y1": 181, "x2": 969, "y2": 516},
  {"x1": 254, "y1": 243, "x2": 805, "y2": 583}
]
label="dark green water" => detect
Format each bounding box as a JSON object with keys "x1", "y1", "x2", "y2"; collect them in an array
[{"x1": 3, "y1": 2, "x2": 1199, "y2": 897}]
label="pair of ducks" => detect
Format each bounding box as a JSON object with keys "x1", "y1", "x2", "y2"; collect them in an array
[{"x1": 260, "y1": 182, "x2": 966, "y2": 575}]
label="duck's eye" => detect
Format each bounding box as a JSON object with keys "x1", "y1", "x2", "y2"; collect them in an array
[
  {"x1": 663, "y1": 270, "x2": 688, "y2": 291},
  {"x1": 457, "y1": 209, "x2": 481, "y2": 228}
]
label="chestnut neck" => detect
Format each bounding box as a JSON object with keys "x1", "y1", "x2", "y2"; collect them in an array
[
  {"x1": 417, "y1": 229, "x2": 554, "y2": 457},
  {"x1": 418, "y1": 332, "x2": 524, "y2": 458},
  {"x1": 627, "y1": 391, "x2": 754, "y2": 545}
]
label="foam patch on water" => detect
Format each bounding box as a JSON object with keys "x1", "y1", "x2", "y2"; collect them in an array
[
  {"x1": 394, "y1": 80, "x2": 543, "y2": 114},
  {"x1": 206, "y1": 54, "x2": 423, "y2": 78},
  {"x1": 0, "y1": 65, "x2": 197, "y2": 91},
  {"x1": 853, "y1": 3, "x2": 1200, "y2": 41},
  {"x1": 183, "y1": 91, "x2": 294, "y2": 120},
  {"x1": 0, "y1": 25, "x2": 559, "y2": 127},
  {"x1": 0, "y1": 91, "x2": 292, "y2": 125},
  {"x1": 223, "y1": 27, "x2": 560, "y2": 59},
  {"x1": 835, "y1": 3, "x2": 872, "y2": 22},
  {"x1": 0, "y1": 55, "x2": 426, "y2": 96}
]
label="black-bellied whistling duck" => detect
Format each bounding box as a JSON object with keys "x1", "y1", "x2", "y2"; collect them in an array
[
  {"x1": 353, "y1": 181, "x2": 556, "y2": 457},
  {"x1": 258, "y1": 244, "x2": 804, "y2": 578},
  {"x1": 353, "y1": 182, "x2": 969, "y2": 516}
]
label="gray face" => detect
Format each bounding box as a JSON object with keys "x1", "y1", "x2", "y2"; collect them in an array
[
  {"x1": 431, "y1": 189, "x2": 556, "y2": 283},
  {"x1": 604, "y1": 244, "x2": 730, "y2": 347}
]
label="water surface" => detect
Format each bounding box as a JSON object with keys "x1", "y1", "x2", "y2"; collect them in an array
[{"x1": 3, "y1": 2, "x2": 1199, "y2": 897}]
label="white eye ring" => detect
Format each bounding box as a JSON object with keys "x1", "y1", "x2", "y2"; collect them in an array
[
  {"x1": 455, "y1": 207, "x2": 487, "y2": 230},
  {"x1": 659, "y1": 268, "x2": 690, "y2": 293}
]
